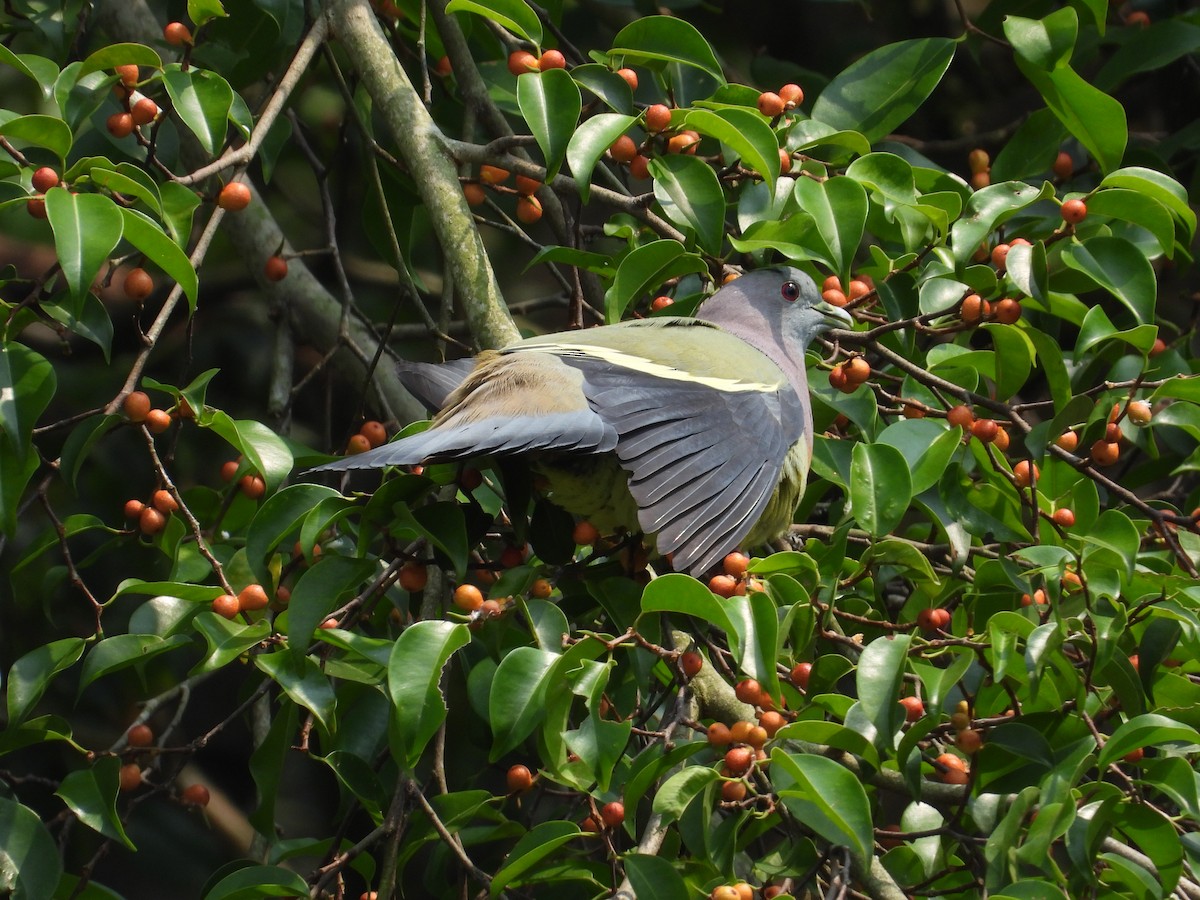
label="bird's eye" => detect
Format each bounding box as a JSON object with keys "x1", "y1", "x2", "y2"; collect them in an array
[{"x1": 781, "y1": 281, "x2": 801, "y2": 302}]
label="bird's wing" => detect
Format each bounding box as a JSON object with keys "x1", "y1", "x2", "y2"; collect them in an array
[
  {"x1": 396, "y1": 358, "x2": 476, "y2": 411},
  {"x1": 522, "y1": 320, "x2": 808, "y2": 574},
  {"x1": 310, "y1": 352, "x2": 618, "y2": 472}
]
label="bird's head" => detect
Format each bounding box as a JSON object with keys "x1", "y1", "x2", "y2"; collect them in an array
[{"x1": 697, "y1": 267, "x2": 853, "y2": 371}]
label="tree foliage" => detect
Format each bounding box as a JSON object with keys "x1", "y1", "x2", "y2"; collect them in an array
[{"x1": 2, "y1": 1, "x2": 1200, "y2": 898}]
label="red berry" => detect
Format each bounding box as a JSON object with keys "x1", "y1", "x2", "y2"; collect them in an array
[
  {"x1": 651, "y1": 295, "x2": 674, "y2": 311},
  {"x1": 212, "y1": 594, "x2": 239, "y2": 619},
  {"x1": 609, "y1": 134, "x2": 637, "y2": 163},
  {"x1": 724, "y1": 747, "x2": 753, "y2": 776},
  {"x1": 124, "y1": 267, "x2": 154, "y2": 301},
  {"x1": 507, "y1": 50, "x2": 539, "y2": 76},
  {"x1": 1053, "y1": 151, "x2": 1073, "y2": 180},
  {"x1": 946, "y1": 405, "x2": 974, "y2": 429},
  {"x1": 600, "y1": 801, "x2": 625, "y2": 828},
  {"x1": 644, "y1": 103, "x2": 672, "y2": 133},
  {"x1": 506, "y1": 764, "x2": 533, "y2": 793},
  {"x1": 1061, "y1": 198, "x2": 1087, "y2": 224},
  {"x1": 130, "y1": 97, "x2": 158, "y2": 126},
  {"x1": 151, "y1": 489, "x2": 178, "y2": 514},
  {"x1": 433, "y1": 55, "x2": 452, "y2": 76},
  {"x1": 218, "y1": 182, "x2": 252, "y2": 212},
  {"x1": 756, "y1": 91, "x2": 785, "y2": 118},
  {"x1": 238, "y1": 583, "x2": 270, "y2": 611},
  {"x1": 264, "y1": 255, "x2": 288, "y2": 281},
  {"x1": 778, "y1": 83, "x2": 804, "y2": 107},
  {"x1": 181, "y1": 783, "x2": 210, "y2": 807},
  {"x1": 971, "y1": 418, "x2": 999, "y2": 443},
  {"x1": 734, "y1": 679, "x2": 762, "y2": 705},
  {"x1": 899, "y1": 696, "x2": 924, "y2": 722},
  {"x1": 680, "y1": 651, "x2": 703, "y2": 678},
  {"x1": 127, "y1": 723, "x2": 154, "y2": 747},
  {"x1": 163, "y1": 21, "x2": 193, "y2": 45},
  {"x1": 123, "y1": 391, "x2": 152, "y2": 422},
  {"x1": 31, "y1": 167, "x2": 58, "y2": 192},
  {"x1": 790, "y1": 662, "x2": 811, "y2": 690},
  {"x1": 119, "y1": 763, "x2": 142, "y2": 792},
  {"x1": 107, "y1": 112, "x2": 134, "y2": 138},
  {"x1": 538, "y1": 49, "x2": 566, "y2": 70},
  {"x1": 572, "y1": 520, "x2": 600, "y2": 545},
  {"x1": 515, "y1": 195, "x2": 542, "y2": 224},
  {"x1": 139, "y1": 507, "x2": 166, "y2": 535},
  {"x1": 26, "y1": 197, "x2": 47, "y2": 219},
  {"x1": 628, "y1": 155, "x2": 651, "y2": 180},
  {"x1": 615, "y1": 68, "x2": 637, "y2": 91}
]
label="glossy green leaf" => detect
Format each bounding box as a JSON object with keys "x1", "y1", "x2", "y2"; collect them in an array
[
  {"x1": 602, "y1": 240, "x2": 707, "y2": 324},
  {"x1": 45, "y1": 188, "x2": 123, "y2": 303},
  {"x1": 877, "y1": 419, "x2": 959, "y2": 495},
  {"x1": 812, "y1": 38, "x2": 955, "y2": 141},
  {"x1": 388, "y1": 620, "x2": 470, "y2": 770},
  {"x1": 286, "y1": 556, "x2": 376, "y2": 660},
  {"x1": 1004, "y1": 8, "x2": 1078, "y2": 70},
  {"x1": 191, "y1": 612, "x2": 271, "y2": 673},
  {"x1": 0, "y1": 796, "x2": 63, "y2": 898},
  {"x1": 609, "y1": 17, "x2": 723, "y2": 82},
  {"x1": 772, "y1": 750, "x2": 874, "y2": 861},
  {"x1": 1098, "y1": 714, "x2": 1200, "y2": 769},
  {"x1": 640, "y1": 573, "x2": 736, "y2": 649},
  {"x1": 622, "y1": 854, "x2": 688, "y2": 900},
  {"x1": 244, "y1": 483, "x2": 342, "y2": 590},
  {"x1": 570, "y1": 65, "x2": 634, "y2": 115},
  {"x1": 162, "y1": 66, "x2": 235, "y2": 155},
  {"x1": 849, "y1": 442, "x2": 912, "y2": 536},
  {"x1": 1087, "y1": 189, "x2": 1176, "y2": 258},
  {"x1": 255, "y1": 652, "x2": 336, "y2": 732},
  {"x1": 0, "y1": 115, "x2": 73, "y2": 160},
  {"x1": 0, "y1": 342, "x2": 56, "y2": 461},
  {"x1": 648, "y1": 155, "x2": 726, "y2": 255},
  {"x1": 490, "y1": 821, "x2": 580, "y2": 897},
  {"x1": 1100, "y1": 167, "x2": 1195, "y2": 240},
  {"x1": 78, "y1": 634, "x2": 191, "y2": 692},
  {"x1": 652, "y1": 766, "x2": 719, "y2": 822},
  {"x1": 188, "y1": 0, "x2": 227, "y2": 26},
  {"x1": 792, "y1": 176, "x2": 867, "y2": 279},
  {"x1": 78, "y1": 42, "x2": 162, "y2": 76},
  {"x1": 204, "y1": 865, "x2": 311, "y2": 900},
  {"x1": 950, "y1": 181, "x2": 1053, "y2": 265},
  {"x1": 856, "y1": 634, "x2": 911, "y2": 741},
  {"x1": 0, "y1": 45, "x2": 43, "y2": 82},
  {"x1": 684, "y1": 107, "x2": 779, "y2": 193},
  {"x1": 517, "y1": 68, "x2": 581, "y2": 180},
  {"x1": 6, "y1": 637, "x2": 86, "y2": 727},
  {"x1": 445, "y1": 0, "x2": 541, "y2": 44},
  {"x1": 489, "y1": 646, "x2": 559, "y2": 760},
  {"x1": 1096, "y1": 22, "x2": 1200, "y2": 91},
  {"x1": 565, "y1": 113, "x2": 635, "y2": 202},
  {"x1": 120, "y1": 209, "x2": 199, "y2": 311},
  {"x1": 56, "y1": 757, "x2": 135, "y2": 849},
  {"x1": 1060, "y1": 236, "x2": 1155, "y2": 324},
  {"x1": 203, "y1": 413, "x2": 293, "y2": 492},
  {"x1": 160, "y1": 181, "x2": 202, "y2": 247}
]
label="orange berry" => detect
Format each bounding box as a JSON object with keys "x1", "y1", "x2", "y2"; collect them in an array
[
  {"x1": 615, "y1": 68, "x2": 638, "y2": 91},
  {"x1": 651, "y1": 295, "x2": 674, "y2": 311},
  {"x1": 359, "y1": 420, "x2": 388, "y2": 447},
  {"x1": 123, "y1": 499, "x2": 145, "y2": 520},
  {"x1": 934, "y1": 753, "x2": 969, "y2": 784},
  {"x1": 720, "y1": 780, "x2": 747, "y2": 802},
  {"x1": 960, "y1": 294, "x2": 984, "y2": 324},
  {"x1": 529, "y1": 578, "x2": 552, "y2": 599},
  {"x1": 122, "y1": 391, "x2": 152, "y2": 422},
  {"x1": 1052, "y1": 508, "x2": 1075, "y2": 527},
  {"x1": 319, "y1": 618, "x2": 339, "y2": 630},
  {"x1": 239, "y1": 474, "x2": 266, "y2": 499},
  {"x1": 609, "y1": 134, "x2": 637, "y2": 163},
  {"x1": 398, "y1": 562, "x2": 428, "y2": 592},
  {"x1": 538, "y1": 49, "x2": 566, "y2": 70},
  {"x1": 507, "y1": 50, "x2": 539, "y2": 76},
  {"x1": 847, "y1": 279, "x2": 871, "y2": 300},
  {"x1": 917, "y1": 607, "x2": 951, "y2": 631},
  {"x1": 756, "y1": 91, "x2": 785, "y2": 117},
  {"x1": 1055, "y1": 430, "x2": 1079, "y2": 452},
  {"x1": 1091, "y1": 440, "x2": 1120, "y2": 466},
  {"x1": 681, "y1": 651, "x2": 703, "y2": 678},
  {"x1": 264, "y1": 255, "x2": 289, "y2": 281},
  {"x1": 151, "y1": 489, "x2": 178, "y2": 514},
  {"x1": 572, "y1": 520, "x2": 600, "y2": 545},
  {"x1": 127, "y1": 723, "x2": 154, "y2": 747},
  {"x1": 181, "y1": 783, "x2": 210, "y2": 807},
  {"x1": 734, "y1": 679, "x2": 762, "y2": 705},
  {"x1": 821, "y1": 288, "x2": 848, "y2": 307},
  {"x1": 899, "y1": 696, "x2": 924, "y2": 722},
  {"x1": 119, "y1": 763, "x2": 142, "y2": 792},
  {"x1": 139, "y1": 506, "x2": 166, "y2": 535},
  {"x1": 107, "y1": 111, "x2": 134, "y2": 138},
  {"x1": 220, "y1": 460, "x2": 240, "y2": 482},
  {"x1": 991, "y1": 243, "x2": 1010, "y2": 269},
  {"x1": 433, "y1": 55, "x2": 452, "y2": 76},
  {"x1": 971, "y1": 418, "x2": 998, "y2": 443},
  {"x1": 722, "y1": 552, "x2": 750, "y2": 578},
  {"x1": 1021, "y1": 588, "x2": 1048, "y2": 607},
  {"x1": 844, "y1": 357, "x2": 871, "y2": 385},
  {"x1": 1124, "y1": 747, "x2": 1145, "y2": 763},
  {"x1": 124, "y1": 267, "x2": 154, "y2": 301},
  {"x1": 724, "y1": 747, "x2": 753, "y2": 776},
  {"x1": 516, "y1": 195, "x2": 542, "y2": 224},
  {"x1": 346, "y1": 433, "x2": 371, "y2": 455},
  {"x1": 790, "y1": 662, "x2": 811, "y2": 690},
  {"x1": 1013, "y1": 460, "x2": 1039, "y2": 488},
  {"x1": 956, "y1": 729, "x2": 983, "y2": 754},
  {"x1": 758, "y1": 710, "x2": 786, "y2": 737},
  {"x1": 628, "y1": 155, "x2": 651, "y2": 180},
  {"x1": 600, "y1": 801, "x2": 625, "y2": 828},
  {"x1": 1127, "y1": 400, "x2": 1152, "y2": 425},
  {"x1": 1151, "y1": 337, "x2": 1167, "y2": 356},
  {"x1": 778, "y1": 147, "x2": 792, "y2": 174},
  {"x1": 506, "y1": 764, "x2": 533, "y2": 793},
  {"x1": 1053, "y1": 151, "x2": 1073, "y2": 180},
  {"x1": 31, "y1": 167, "x2": 59, "y2": 192},
  {"x1": 479, "y1": 164, "x2": 510, "y2": 185},
  {"x1": 1062, "y1": 570, "x2": 1083, "y2": 591},
  {"x1": 130, "y1": 97, "x2": 158, "y2": 126},
  {"x1": 163, "y1": 21, "x2": 193, "y2": 45},
  {"x1": 968, "y1": 148, "x2": 990, "y2": 174},
  {"x1": 707, "y1": 722, "x2": 732, "y2": 746},
  {"x1": 994, "y1": 426, "x2": 1010, "y2": 452},
  {"x1": 744, "y1": 725, "x2": 769, "y2": 749},
  {"x1": 515, "y1": 175, "x2": 541, "y2": 196},
  {"x1": 778, "y1": 83, "x2": 804, "y2": 107},
  {"x1": 970, "y1": 171, "x2": 990, "y2": 190},
  {"x1": 709, "y1": 574, "x2": 738, "y2": 598},
  {"x1": 463, "y1": 183, "x2": 486, "y2": 206},
  {"x1": 145, "y1": 409, "x2": 172, "y2": 434},
  {"x1": 1061, "y1": 198, "x2": 1087, "y2": 224},
  {"x1": 946, "y1": 405, "x2": 974, "y2": 429},
  {"x1": 645, "y1": 103, "x2": 672, "y2": 133},
  {"x1": 217, "y1": 182, "x2": 252, "y2": 211},
  {"x1": 115, "y1": 65, "x2": 139, "y2": 87},
  {"x1": 453, "y1": 584, "x2": 485, "y2": 611},
  {"x1": 667, "y1": 131, "x2": 698, "y2": 155},
  {"x1": 1125, "y1": 11, "x2": 1150, "y2": 27},
  {"x1": 26, "y1": 197, "x2": 48, "y2": 219},
  {"x1": 238, "y1": 583, "x2": 270, "y2": 611},
  {"x1": 212, "y1": 594, "x2": 240, "y2": 619},
  {"x1": 993, "y1": 298, "x2": 1022, "y2": 324}
]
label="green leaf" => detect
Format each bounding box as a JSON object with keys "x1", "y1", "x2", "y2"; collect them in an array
[
  {"x1": 0, "y1": 342, "x2": 56, "y2": 461},
  {"x1": 78, "y1": 42, "x2": 162, "y2": 76},
  {"x1": 188, "y1": 0, "x2": 228, "y2": 26},
  {"x1": 517, "y1": 68, "x2": 581, "y2": 180},
  {"x1": 78, "y1": 634, "x2": 191, "y2": 692},
  {"x1": 388, "y1": 621, "x2": 470, "y2": 770},
  {"x1": 792, "y1": 176, "x2": 867, "y2": 279},
  {"x1": 56, "y1": 757, "x2": 135, "y2": 849},
  {"x1": 286, "y1": 556, "x2": 376, "y2": 661},
  {"x1": 489, "y1": 647, "x2": 559, "y2": 760},
  {"x1": 204, "y1": 865, "x2": 311, "y2": 900},
  {"x1": 1098, "y1": 714, "x2": 1200, "y2": 769},
  {"x1": 202, "y1": 413, "x2": 293, "y2": 492},
  {"x1": 45, "y1": 188, "x2": 123, "y2": 303},
  {"x1": 490, "y1": 821, "x2": 580, "y2": 897},
  {"x1": 683, "y1": 107, "x2": 779, "y2": 194},
  {"x1": 876, "y1": 418, "x2": 959, "y2": 495},
  {"x1": 1004, "y1": 8, "x2": 1078, "y2": 70},
  {"x1": 571, "y1": 65, "x2": 634, "y2": 115},
  {"x1": 856, "y1": 634, "x2": 911, "y2": 741},
  {"x1": 1100, "y1": 167, "x2": 1195, "y2": 240},
  {"x1": 849, "y1": 442, "x2": 912, "y2": 537},
  {"x1": 119, "y1": 209, "x2": 199, "y2": 312},
  {"x1": 255, "y1": 652, "x2": 336, "y2": 733},
  {"x1": 1096, "y1": 21, "x2": 1200, "y2": 91},
  {"x1": 244, "y1": 483, "x2": 342, "y2": 590},
  {"x1": 6, "y1": 637, "x2": 86, "y2": 727},
  {"x1": 0, "y1": 796, "x2": 63, "y2": 899},
  {"x1": 0, "y1": 115, "x2": 73, "y2": 161},
  {"x1": 602, "y1": 240, "x2": 707, "y2": 324},
  {"x1": 812, "y1": 38, "x2": 955, "y2": 142},
  {"x1": 191, "y1": 612, "x2": 271, "y2": 673},
  {"x1": 162, "y1": 66, "x2": 234, "y2": 155},
  {"x1": 950, "y1": 181, "x2": 1053, "y2": 265},
  {"x1": 1087, "y1": 189, "x2": 1176, "y2": 258},
  {"x1": 622, "y1": 854, "x2": 689, "y2": 900},
  {"x1": 772, "y1": 750, "x2": 874, "y2": 861},
  {"x1": 565, "y1": 113, "x2": 635, "y2": 202},
  {"x1": 161, "y1": 181, "x2": 202, "y2": 247},
  {"x1": 609, "y1": 17, "x2": 724, "y2": 83},
  {"x1": 445, "y1": 0, "x2": 541, "y2": 44},
  {"x1": 648, "y1": 155, "x2": 726, "y2": 256},
  {"x1": 640, "y1": 573, "x2": 736, "y2": 651},
  {"x1": 1059, "y1": 236, "x2": 1155, "y2": 325},
  {"x1": 0, "y1": 45, "x2": 44, "y2": 82},
  {"x1": 652, "y1": 766, "x2": 719, "y2": 822}
]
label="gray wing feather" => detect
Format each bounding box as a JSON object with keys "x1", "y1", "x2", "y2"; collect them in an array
[{"x1": 396, "y1": 359, "x2": 475, "y2": 411}]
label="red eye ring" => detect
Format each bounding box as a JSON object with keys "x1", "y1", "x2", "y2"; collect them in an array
[{"x1": 781, "y1": 281, "x2": 801, "y2": 302}]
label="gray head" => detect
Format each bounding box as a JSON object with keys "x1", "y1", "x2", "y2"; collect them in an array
[{"x1": 697, "y1": 267, "x2": 852, "y2": 388}]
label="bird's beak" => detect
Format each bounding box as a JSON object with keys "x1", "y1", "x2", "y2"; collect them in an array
[{"x1": 816, "y1": 301, "x2": 854, "y2": 329}]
